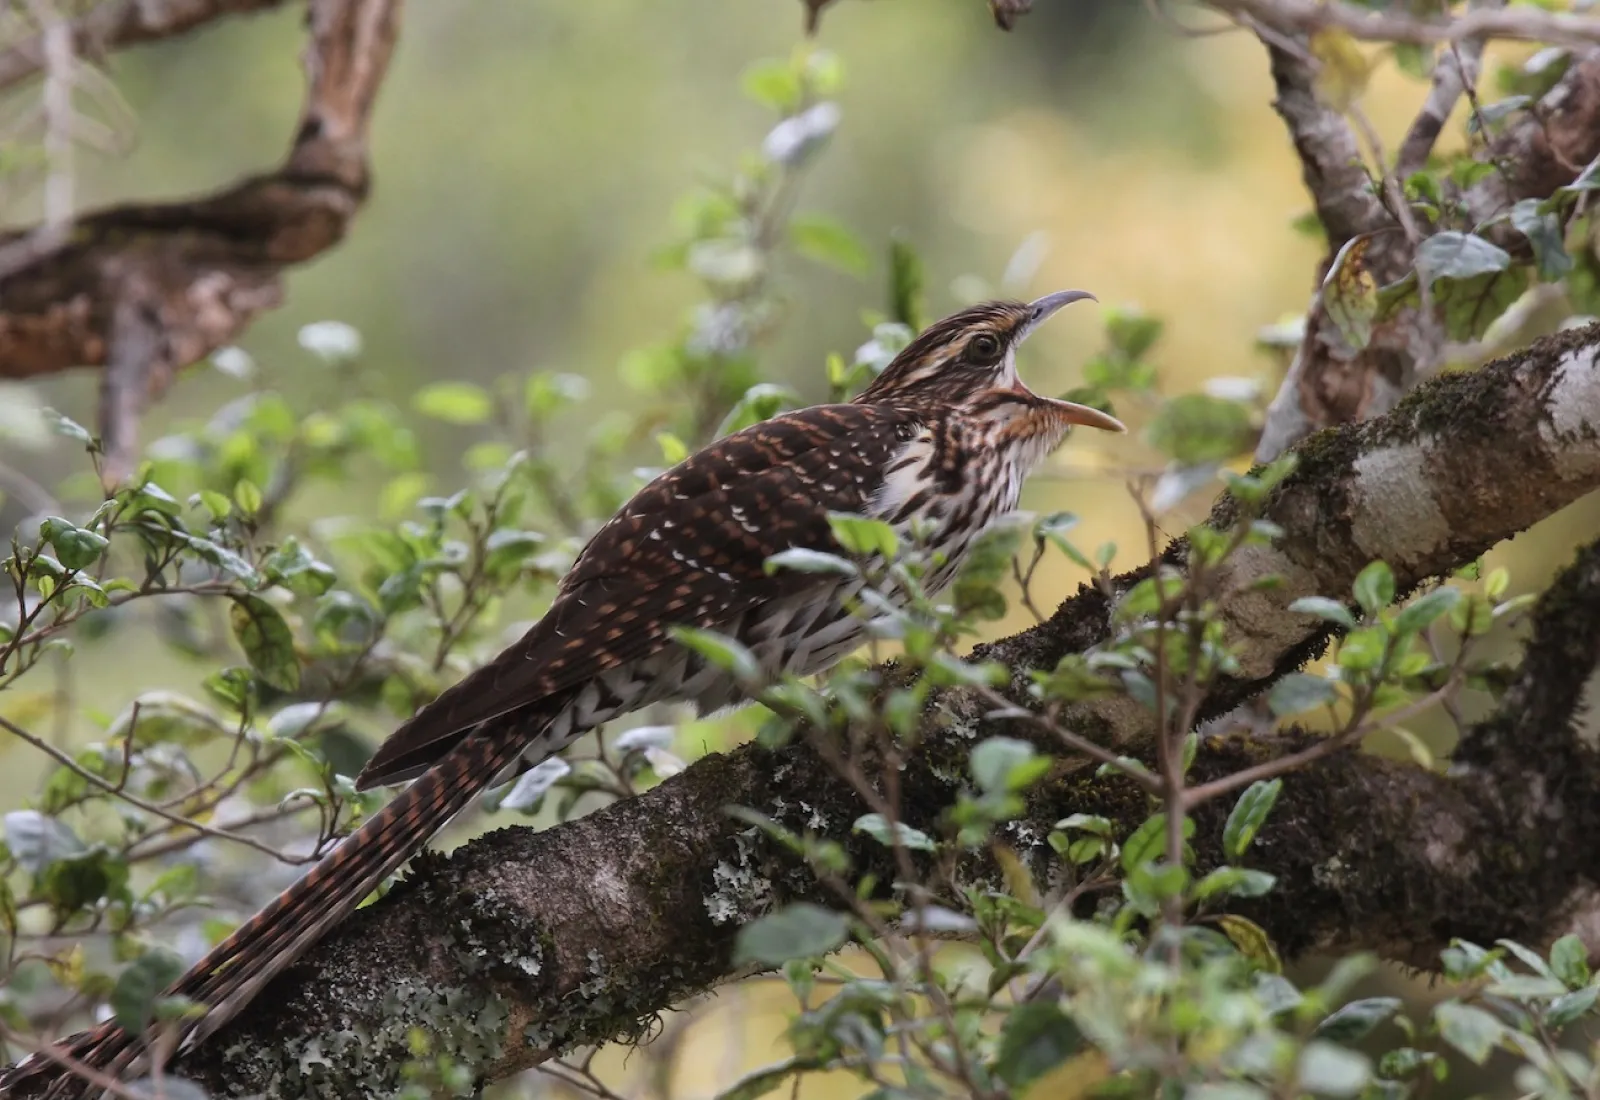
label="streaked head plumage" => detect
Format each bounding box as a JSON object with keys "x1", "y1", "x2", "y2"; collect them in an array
[{"x1": 857, "y1": 290, "x2": 1126, "y2": 439}]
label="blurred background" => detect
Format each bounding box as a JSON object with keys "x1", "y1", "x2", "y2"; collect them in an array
[{"x1": 4, "y1": 0, "x2": 1599, "y2": 1095}]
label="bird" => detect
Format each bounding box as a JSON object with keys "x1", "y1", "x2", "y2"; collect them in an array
[{"x1": 2, "y1": 290, "x2": 1125, "y2": 1097}]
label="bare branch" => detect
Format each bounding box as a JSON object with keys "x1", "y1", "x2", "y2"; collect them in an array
[{"x1": 1395, "y1": 0, "x2": 1501, "y2": 179}]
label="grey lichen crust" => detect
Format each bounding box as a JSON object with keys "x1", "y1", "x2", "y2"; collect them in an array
[{"x1": 195, "y1": 855, "x2": 541, "y2": 1098}]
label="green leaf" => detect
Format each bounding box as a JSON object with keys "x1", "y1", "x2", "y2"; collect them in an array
[
  {"x1": 229, "y1": 595, "x2": 301, "y2": 692},
  {"x1": 1218, "y1": 914, "x2": 1282, "y2": 972},
  {"x1": 3, "y1": 810, "x2": 84, "y2": 874},
  {"x1": 412, "y1": 382, "x2": 494, "y2": 425},
  {"x1": 1223, "y1": 779, "x2": 1283, "y2": 861},
  {"x1": 1484, "y1": 974, "x2": 1566, "y2": 999},
  {"x1": 1288, "y1": 596, "x2": 1357, "y2": 629},
  {"x1": 791, "y1": 215, "x2": 868, "y2": 276},
  {"x1": 656, "y1": 432, "x2": 689, "y2": 464},
  {"x1": 1056, "y1": 813, "x2": 1112, "y2": 836},
  {"x1": 40, "y1": 846, "x2": 128, "y2": 915},
  {"x1": 1468, "y1": 95, "x2": 1532, "y2": 133},
  {"x1": 827, "y1": 513, "x2": 899, "y2": 560},
  {"x1": 1392, "y1": 41, "x2": 1433, "y2": 79},
  {"x1": 234, "y1": 478, "x2": 264, "y2": 515},
  {"x1": 1267, "y1": 673, "x2": 1338, "y2": 717},
  {"x1": 1146, "y1": 394, "x2": 1256, "y2": 465},
  {"x1": 741, "y1": 58, "x2": 802, "y2": 111},
  {"x1": 42, "y1": 407, "x2": 95, "y2": 447},
  {"x1": 263, "y1": 536, "x2": 337, "y2": 597},
  {"x1": 1295, "y1": 1041, "x2": 1370, "y2": 1097},
  {"x1": 1314, "y1": 997, "x2": 1402, "y2": 1042},
  {"x1": 1494, "y1": 937, "x2": 1553, "y2": 979},
  {"x1": 852, "y1": 814, "x2": 936, "y2": 852},
  {"x1": 1416, "y1": 231, "x2": 1511, "y2": 285},
  {"x1": 718, "y1": 384, "x2": 800, "y2": 438},
  {"x1": 887, "y1": 233, "x2": 924, "y2": 331},
  {"x1": 1564, "y1": 154, "x2": 1600, "y2": 193},
  {"x1": 1336, "y1": 625, "x2": 1387, "y2": 671},
  {"x1": 1121, "y1": 813, "x2": 1191, "y2": 873},
  {"x1": 670, "y1": 627, "x2": 761, "y2": 684},
  {"x1": 733, "y1": 903, "x2": 849, "y2": 966},
  {"x1": 1510, "y1": 198, "x2": 1573, "y2": 280},
  {"x1": 38, "y1": 517, "x2": 108, "y2": 572},
  {"x1": 1546, "y1": 985, "x2": 1599, "y2": 1027},
  {"x1": 994, "y1": 1001, "x2": 1083, "y2": 1088},
  {"x1": 313, "y1": 591, "x2": 380, "y2": 649},
  {"x1": 1193, "y1": 866, "x2": 1277, "y2": 901},
  {"x1": 1550, "y1": 933, "x2": 1591, "y2": 988},
  {"x1": 202, "y1": 667, "x2": 256, "y2": 714},
  {"x1": 1394, "y1": 586, "x2": 1461, "y2": 634},
  {"x1": 970, "y1": 737, "x2": 1049, "y2": 795},
  {"x1": 1435, "y1": 264, "x2": 1529, "y2": 342},
  {"x1": 1441, "y1": 940, "x2": 1505, "y2": 982},
  {"x1": 106, "y1": 692, "x2": 226, "y2": 748},
  {"x1": 1105, "y1": 307, "x2": 1164, "y2": 362},
  {"x1": 183, "y1": 535, "x2": 260, "y2": 585},
  {"x1": 197, "y1": 490, "x2": 232, "y2": 520},
  {"x1": 763, "y1": 548, "x2": 858, "y2": 577},
  {"x1": 1434, "y1": 1001, "x2": 1505, "y2": 1065},
  {"x1": 482, "y1": 529, "x2": 545, "y2": 580},
  {"x1": 524, "y1": 371, "x2": 589, "y2": 419},
  {"x1": 111, "y1": 949, "x2": 185, "y2": 1033},
  {"x1": 1352, "y1": 560, "x2": 1395, "y2": 615}
]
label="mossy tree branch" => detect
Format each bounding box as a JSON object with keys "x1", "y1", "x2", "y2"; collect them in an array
[{"x1": 110, "y1": 323, "x2": 1600, "y2": 1097}]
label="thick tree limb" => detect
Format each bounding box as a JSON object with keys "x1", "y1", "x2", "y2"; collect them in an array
[
  {"x1": 0, "y1": 0, "x2": 397, "y2": 482},
  {"x1": 0, "y1": 0, "x2": 291, "y2": 93},
  {"x1": 95, "y1": 322, "x2": 1600, "y2": 1098}
]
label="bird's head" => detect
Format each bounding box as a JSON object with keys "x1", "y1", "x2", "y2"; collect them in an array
[{"x1": 858, "y1": 291, "x2": 1127, "y2": 451}]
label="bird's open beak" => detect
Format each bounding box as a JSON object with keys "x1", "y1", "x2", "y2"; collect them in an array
[
  {"x1": 1012, "y1": 289, "x2": 1127, "y2": 433},
  {"x1": 1051, "y1": 398, "x2": 1127, "y2": 433},
  {"x1": 1019, "y1": 288, "x2": 1097, "y2": 340}
]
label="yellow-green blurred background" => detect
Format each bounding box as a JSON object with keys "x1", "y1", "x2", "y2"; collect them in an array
[{"x1": 6, "y1": 1, "x2": 1600, "y2": 1095}]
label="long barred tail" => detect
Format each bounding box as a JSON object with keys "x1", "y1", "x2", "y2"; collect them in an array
[{"x1": 2, "y1": 725, "x2": 537, "y2": 1099}]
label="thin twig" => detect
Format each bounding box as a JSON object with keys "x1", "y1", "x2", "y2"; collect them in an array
[{"x1": 0, "y1": 713, "x2": 317, "y2": 864}]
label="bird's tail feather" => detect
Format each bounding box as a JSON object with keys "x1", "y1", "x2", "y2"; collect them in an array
[{"x1": 2, "y1": 726, "x2": 534, "y2": 1099}]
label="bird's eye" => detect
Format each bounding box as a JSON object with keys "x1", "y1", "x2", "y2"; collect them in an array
[{"x1": 968, "y1": 333, "x2": 1003, "y2": 364}]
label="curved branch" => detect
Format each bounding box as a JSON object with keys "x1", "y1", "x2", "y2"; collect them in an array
[
  {"x1": 0, "y1": 0, "x2": 399, "y2": 481},
  {"x1": 102, "y1": 321, "x2": 1600, "y2": 1098}
]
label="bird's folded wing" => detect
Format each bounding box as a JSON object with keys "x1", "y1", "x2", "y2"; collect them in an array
[{"x1": 356, "y1": 402, "x2": 916, "y2": 786}]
